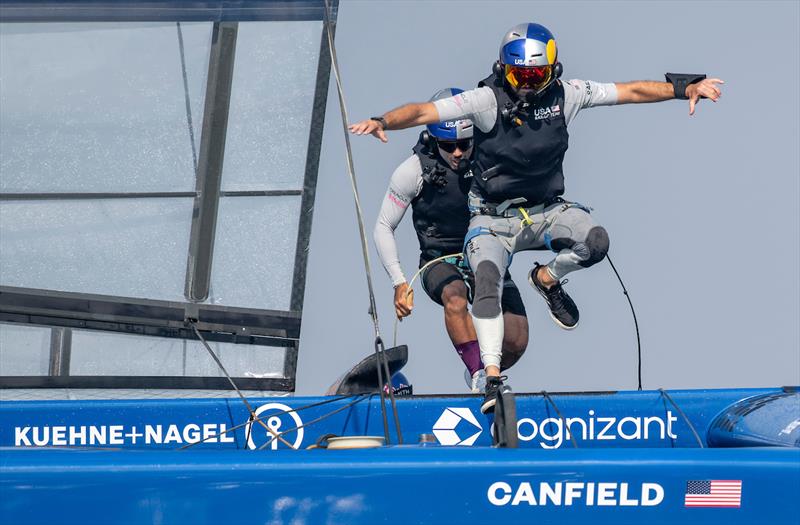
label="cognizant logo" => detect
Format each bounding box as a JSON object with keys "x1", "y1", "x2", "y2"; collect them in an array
[
  {"x1": 432, "y1": 408, "x2": 679, "y2": 448},
  {"x1": 517, "y1": 410, "x2": 678, "y2": 449},
  {"x1": 433, "y1": 407, "x2": 483, "y2": 446}
]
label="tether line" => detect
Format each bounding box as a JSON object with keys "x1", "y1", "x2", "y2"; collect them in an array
[
  {"x1": 189, "y1": 321, "x2": 293, "y2": 448},
  {"x1": 178, "y1": 394, "x2": 361, "y2": 450},
  {"x1": 659, "y1": 388, "x2": 705, "y2": 448},
  {"x1": 257, "y1": 394, "x2": 369, "y2": 450},
  {"x1": 607, "y1": 254, "x2": 642, "y2": 390},
  {"x1": 541, "y1": 391, "x2": 578, "y2": 449},
  {"x1": 322, "y1": 0, "x2": 402, "y2": 444}
]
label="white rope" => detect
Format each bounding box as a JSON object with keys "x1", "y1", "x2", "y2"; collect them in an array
[{"x1": 393, "y1": 252, "x2": 464, "y2": 346}]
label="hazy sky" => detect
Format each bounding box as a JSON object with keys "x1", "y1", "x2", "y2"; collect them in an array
[{"x1": 296, "y1": 0, "x2": 800, "y2": 395}]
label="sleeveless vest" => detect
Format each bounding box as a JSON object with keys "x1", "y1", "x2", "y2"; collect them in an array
[
  {"x1": 411, "y1": 134, "x2": 472, "y2": 261},
  {"x1": 472, "y1": 71, "x2": 570, "y2": 205}
]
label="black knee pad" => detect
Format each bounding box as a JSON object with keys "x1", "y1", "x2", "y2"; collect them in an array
[
  {"x1": 472, "y1": 260, "x2": 502, "y2": 318},
  {"x1": 549, "y1": 237, "x2": 575, "y2": 252},
  {"x1": 579, "y1": 226, "x2": 610, "y2": 267}
]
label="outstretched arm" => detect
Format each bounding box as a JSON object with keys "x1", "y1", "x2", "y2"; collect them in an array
[
  {"x1": 616, "y1": 78, "x2": 724, "y2": 115},
  {"x1": 349, "y1": 102, "x2": 440, "y2": 143}
]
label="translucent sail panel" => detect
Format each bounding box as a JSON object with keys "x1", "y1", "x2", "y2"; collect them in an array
[
  {"x1": 209, "y1": 196, "x2": 301, "y2": 310},
  {"x1": 0, "y1": 324, "x2": 51, "y2": 375},
  {"x1": 0, "y1": 22, "x2": 210, "y2": 193},
  {"x1": 0, "y1": 198, "x2": 192, "y2": 300},
  {"x1": 221, "y1": 21, "x2": 322, "y2": 192},
  {"x1": 69, "y1": 330, "x2": 286, "y2": 377}
]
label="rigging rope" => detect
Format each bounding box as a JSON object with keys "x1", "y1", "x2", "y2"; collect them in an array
[
  {"x1": 188, "y1": 322, "x2": 294, "y2": 448},
  {"x1": 257, "y1": 394, "x2": 369, "y2": 450},
  {"x1": 658, "y1": 388, "x2": 705, "y2": 448},
  {"x1": 178, "y1": 393, "x2": 361, "y2": 450},
  {"x1": 541, "y1": 391, "x2": 579, "y2": 449},
  {"x1": 606, "y1": 253, "x2": 643, "y2": 390},
  {"x1": 322, "y1": 0, "x2": 402, "y2": 444}
]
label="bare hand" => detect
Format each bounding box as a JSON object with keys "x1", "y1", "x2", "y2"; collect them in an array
[
  {"x1": 686, "y1": 78, "x2": 724, "y2": 116},
  {"x1": 349, "y1": 119, "x2": 388, "y2": 143},
  {"x1": 394, "y1": 283, "x2": 414, "y2": 319}
]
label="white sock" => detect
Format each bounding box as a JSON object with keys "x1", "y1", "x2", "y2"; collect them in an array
[{"x1": 472, "y1": 313, "x2": 503, "y2": 370}]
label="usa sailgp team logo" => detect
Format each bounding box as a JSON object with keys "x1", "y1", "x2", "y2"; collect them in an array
[
  {"x1": 534, "y1": 104, "x2": 561, "y2": 121},
  {"x1": 433, "y1": 407, "x2": 483, "y2": 446},
  {"x1": 245, "y1": 402, "x2": 304, "y2": 450}
]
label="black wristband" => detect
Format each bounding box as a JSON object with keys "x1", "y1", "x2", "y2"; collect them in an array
[
  {"x1": 665, "y1": 73, "x2": 707, "y2": 99},
  {"x1": 370, "y1": 116, "x2": 387, "y2": 130}
]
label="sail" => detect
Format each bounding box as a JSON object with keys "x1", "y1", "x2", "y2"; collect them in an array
[{"x1": 0, "y1": 0, "x2": 338, "y2": 396}]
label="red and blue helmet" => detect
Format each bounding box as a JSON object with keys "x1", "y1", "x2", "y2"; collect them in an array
[
  {"x1": 426, "y1": 88, "x2": 474, "y2": 141},
  {"x1": 498, "y1": 23, "x2": 559, "y2": 94},
  {"x1": 383, "y1": 372, "x2": 412, "y2": 396}
]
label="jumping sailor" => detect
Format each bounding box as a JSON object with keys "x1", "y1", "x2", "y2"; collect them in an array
[
  {"x1": 351, "y1": 23, "x2": 724, "y2": 413},
  {"x1": 374, "y1": 88, "x2": 529, "y2": 393}
]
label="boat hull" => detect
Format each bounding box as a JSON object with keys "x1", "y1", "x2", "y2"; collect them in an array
[
  {"x1": 2, "y1": 388, "x2": 798, "y2": 523},
  {"x1": 2, "y1": 447, "x2": 798, "y2": 524}
]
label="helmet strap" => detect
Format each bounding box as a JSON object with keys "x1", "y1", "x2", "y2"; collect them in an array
[
  {"x1": 421, "y1": 130, "x2": 432, "y2": 147},
  {"x1": 492, "y1": 60, "x2": 504, "y2": 77}
]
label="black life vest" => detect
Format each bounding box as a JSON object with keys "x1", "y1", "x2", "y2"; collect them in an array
[
  {"x1": 411, "y1": 134, "x2": 473, "y2": 262},
  {"x1": 472, "y1": 71, "x2": 569, "y2": 205}
]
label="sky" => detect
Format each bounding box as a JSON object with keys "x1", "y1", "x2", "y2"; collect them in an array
[{"x1": 295, "y1": 0, "x2": 800, "y2": 396}]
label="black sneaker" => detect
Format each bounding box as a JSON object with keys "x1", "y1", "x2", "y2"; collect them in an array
[
  {"x1": 481, "y1": 375, "x2": 506, "y2": 414},
  {"x1": 529, "y1": 263, "x2": 579, "y2": 330}
]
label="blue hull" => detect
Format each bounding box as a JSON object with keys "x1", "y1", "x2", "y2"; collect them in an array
[
  {"x1": 2, "y1": 388, "x2": 799, "y2": 524},
  {"x1": 2, "y1": 388, "x2": 791, "y2": 450},
  {"x1": 2, "y1": 447, "x2": 798, "y2": 524}
]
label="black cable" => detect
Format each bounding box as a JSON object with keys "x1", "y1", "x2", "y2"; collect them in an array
[
  {"x1": 541, "y1": 391, "x2": 578, "y2": 449},
  {"x1": 256, "y1": 394, "x2": 369, "y2": 450},
  {"x1": 177, "y1": 394, "x2": 361, "y2": 450},
  {"x1": 606, "y1": 253, "x2": 642, "y2": 390},
  {"x1": 376, "y1": 337, "x2": 403, "y2": 444},
  {"x1": 321, "y1": 0, "x2": 402, "y2": 445},
  {"x1": 188, "y1": 321, "x2": 294, "y2": 448},
  {"x1": 372, "y1": 338, "x2": 390, "y2": 444},
  {"x1": 658, "y1": 389, "x2": 705, "y2": 448},
  {"x1": 176, "y1": 22, "x2": 198, "y2": 173}
]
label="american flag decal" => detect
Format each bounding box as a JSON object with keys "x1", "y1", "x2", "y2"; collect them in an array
[{"x1": 684, "y1": 480, "x2": 742, "y2": 508}]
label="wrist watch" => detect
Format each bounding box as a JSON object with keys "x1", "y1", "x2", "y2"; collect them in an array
[{"x1": 370, "y1": 116, "x2": 388, "y2": 130}]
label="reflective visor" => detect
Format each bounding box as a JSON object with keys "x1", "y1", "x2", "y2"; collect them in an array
[{"x1": 504, "y1": 64, "x2": 553, "y2": 91}]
